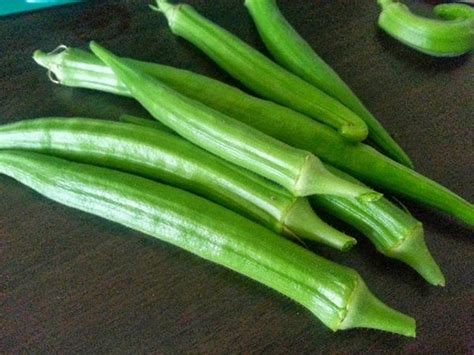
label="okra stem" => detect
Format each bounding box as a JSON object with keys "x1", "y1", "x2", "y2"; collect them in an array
[
  {"x1": 89, "y1": 41, "x2": 379, "y2": 200},
  {"x1": 0, "y1": 150, "x2": 415, "y2": 336},
  {"x1": 244, "y1": 0, "x2": 413, "y2": 168},
  {"x1": 339, "y1": 279, "x2": 415, "y2": 337},
  {"x1": 154, "y1": 0, "x2": 369, "y2": 142}
]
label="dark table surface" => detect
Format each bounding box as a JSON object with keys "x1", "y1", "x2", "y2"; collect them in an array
[{"x1": 1, "y1": 1, "x2": 473, "y2": 353}]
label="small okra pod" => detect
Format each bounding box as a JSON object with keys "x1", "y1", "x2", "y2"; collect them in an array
[
  {"x1": 153, "y1": 0, "x2": 369, "y2": 142},
  {"x1": 0, "y1": 117, "x2": 356, "y2": 251},
  {"x1": 89, "y1": 41, "x2": 380, "y2": 201},
  {"x1": 244, "y1": 0, "x2": 413, "y2": 168},
  {"x1": 377, "y1": 0, "x2": 474, "y2": 57},
  {"x1": 34, "y1": 47, "x2": 474, "y2": 225},
  {"x1": 0, "y1": 150, "x2": 416, "y2": 336}
]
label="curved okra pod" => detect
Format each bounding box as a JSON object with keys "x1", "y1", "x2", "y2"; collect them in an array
[
  {"x1": 0, "y1": 150, "x2": 415, "y2": 336},
  {"x1": 434, "y1": 3, "x2": 474, "y2": 21},
  {"x1": 121, "y1": 114, "x2": 444, "y2": 286},
  {"x1": 34, "y1": 47, "x2": 474, "y2": 225},
  {"x1": 89, "y1": 41, "x2": 379, "y2": 201},
  {"x1": 311, "y1": 166, "x2": 445, "y2": 286},
  {"x1": 0, "y1": 118, "x2": 356, "y2": 250},
  {"x1": 244, "y1": 0, "x2": 413, "y2": 168},
  {"x1": 377, "y1": 0, "x2": 474, "y2": 57},
  {"x1": 33, "y1": 47, "x2": 474, "y2": 225},
  {"x1": 152, "y1": 0, "x2": 369, "y2": 142}
]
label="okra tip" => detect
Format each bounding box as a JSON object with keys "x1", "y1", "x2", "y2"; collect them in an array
[
  {"x1": 33, "y1": 46, "x2": 69, "y2": 84},
  {"x1": 284, "y1": 198, "x2": 357, "y2": 251},
  {"x1": 339, "y1": 280, "x2": 416, "y2": 337},
  {"x1": 339, "y1": 123, "x2": 369, "y2": 143},
  {"x1": 32, "y1": 50, "x2": 48, "y2": 67},
  {"x1": 388, "y1": 223, "x2": 445, "y2": 287},
  {"x1": 153, "y1": 0, "x2": 180, "y2": 28}
]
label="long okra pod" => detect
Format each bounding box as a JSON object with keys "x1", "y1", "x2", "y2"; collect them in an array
[
  {"x1": 121, "y1": 114, "x2": 444, "y2": 286},
  {"x1": 89, "y1": 42, "x2": 378, "y2": 201},
  {"x1": 33, "y1": 48, "x2": 474, "y2": 225},
  {"x1": 152, "y1": 0, "x2": 368, "y2": 142},
  {"x1": 244, "y1": 0, "x2": 413, "y2": 168},
  {"x1": 0, "y1": 150, "x2": 415, "y2": 336},
  {"x1": 378, "y1": 0, "x2": 474, "y2": 57},
  {"x1": 0, "y1": 118, "x2": 355, "y2": 250}
]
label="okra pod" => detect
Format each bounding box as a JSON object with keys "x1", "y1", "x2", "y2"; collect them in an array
[
  {"x1": 89, "y1": 42, "x2": 379, "y2": 200},
  {"x1": 152, "y1": 0, "x2": 369, "y2": 142},
  {"x1": 311, "y1": 166, "x2": 445, "y2": 286},
  {"x1": 122, "y1": 114, "x2": 445, "y2": 286},
  {"x1": 378, "y1": 0, "x2": 474, "y2": 57},
  {"x1": 0, "y1": 118, "x2": 355, "y2": 250},
  {"x1": 33, "y1": 47, "x2": 474, "y2": 225},
  {"x1": 0, "y1": 150, "x2": 416, "y2": 336},
  {"x1": 244, "y1": 0, "x2": 413, "y2": 168}
]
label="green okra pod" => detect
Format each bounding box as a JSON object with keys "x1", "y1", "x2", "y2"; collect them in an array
[
  {"x1": 0, "y1": 150, "x2": 415, "y2": 336},
  {"x1": 152, "y1": 0, "x2": 369, "y2": 142},
  {"x1": 0, "y1": 117, "x2": 355, "y2": 250},
  {"x1": 244, "y1": 0, "x2": 413, "y2": 168},
  {"x1": 121, "y1": 114, "x2": 444, "y2": 286},
  {"x1": 89, "y1": 41, "x2": 379, "y2": 201},
  {"x1": 378, "y1": 0, "x2": 474, "y2": 57},
  {"x1": 311, "y1": 166, "x2": 445, "y2": 286},
  {"x1": 434, "y1": 3, "x2": 474, "y2": 21},
  {"x1": 33, "y1": 47, "x2": 474, "y2": 225}
]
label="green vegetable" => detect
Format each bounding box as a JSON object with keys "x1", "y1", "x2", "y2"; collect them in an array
[
  {"x1": 152, "y1": 0, "x2": 369, "y2": 142},
  {"x1": 0, "y1": 117, "x2": 355, "y2": 250},
  {"x1": 33, "y1": 47, "x2": 474, "y2": 225},
  {"x1": 244, "y1": 0, "x2": 413, "y2": 168},
  {"x1": 89, "y1": 41, "x2": 379, "y2": 201},
  {"x1": 121, "y1": 114, "x2": 444, "y2": 286},
  {"x1": 434, "y1": 3, "x2": 474, "y2": 21},
  {"x1": 378, "y1": 0, "x2": 474, "y2": 57},
  {"x1": 0, "y1": 150, "x2": 416, "y2": 336},
  {"x1": 311, "y1": 166, "x2": 444, "y2": 286}
]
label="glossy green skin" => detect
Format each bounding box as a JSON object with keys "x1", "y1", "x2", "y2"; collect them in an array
[
  {"x1": 311, "y1": 166, "x2": 444, "y2": 286},
  {"x1": 0, "y1": 118, "x2": 293, "y2": 237},
  {"x1": 0, "y1": 150, "x2": 415, "y2": 335},
  {"x1": 378, "y1": 0, "x2": 474, "y2": 57},
  {"x1": 154, "y1": 0, "x2": 368, "y2": 142},
  {"x1": 0, "y1": 117, "x2": 357, "y2": 250},
  {"x1": 118, "y1": 114, "x2": 357, "y2": 251},
  {"x1": 0, "y1": 150, "x2": 353, "y2": 330},
  {"x1": 313, "y1": 169, "x2": 417, "y2": 253},
  {"x1": 33, "y1": 47, "x2": 474, "y2": 225},
  {"x1": 122, "y1": 114, "x2": 443, "y2": 285},
  {"x1": 89, "y1": 42, "x2": 374, "y2": 200},
  {"x1": 434, "y1": 3, "x2": 474, "y2": 21},
  {"x1": 244, "y1": 0, "x2": 413, "y2": 168}
]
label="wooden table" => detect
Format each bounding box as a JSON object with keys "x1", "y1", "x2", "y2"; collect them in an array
[{"x1": 1, "y1": 1, "x2": 473, "y2": 353}]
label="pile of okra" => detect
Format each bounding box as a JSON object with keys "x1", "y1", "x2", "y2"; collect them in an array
[{"x1": 2, "y1": 0, "x2": 473, "y2": 338}]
